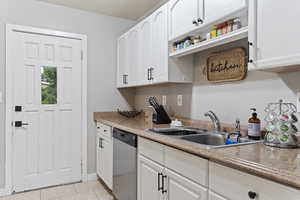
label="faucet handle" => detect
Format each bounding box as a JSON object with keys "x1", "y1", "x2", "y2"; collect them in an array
[
  {"x1": 235, "y1": 119, "x2": 241, "y2": 138},
  {"x1": 235, "y1": 118, "x2": 240, "y2": 128}
]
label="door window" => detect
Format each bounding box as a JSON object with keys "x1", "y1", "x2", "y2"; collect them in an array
[{"x1": 41, "y1": 66, "x2": 57, "y2": 104}]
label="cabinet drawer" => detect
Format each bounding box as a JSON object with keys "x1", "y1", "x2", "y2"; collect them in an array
[
  {"x1": 165, "y1": 146, "x2": 208, "y2": 187},
  {"x1": 138, "y1": 137, "x2": 164, "y2": 165},
  {"x1": 209, "y1": 162, "x2": 300, "y2": 200},
  {"x1": 96, "y1": 122, "x2": 112, "y2": 139}
]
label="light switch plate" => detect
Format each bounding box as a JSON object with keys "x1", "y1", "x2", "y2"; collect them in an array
[
  {"x1": 177, "y1": 95, "x2": 183, "y2": 106},
  {"x1": 162, "y1": 96, "x2": 167, "y2": 106},
  {"x1": 297, "y1": 92, "x2": 300, "y2": 113}
]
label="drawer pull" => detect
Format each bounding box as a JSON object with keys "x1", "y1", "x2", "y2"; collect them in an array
[{"x1": 248, "y1": 191, "x2": 257, "y2": 199}]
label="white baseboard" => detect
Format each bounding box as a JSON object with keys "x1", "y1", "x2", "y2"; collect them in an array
[
  {"x1": 0, "y1": 187, "x2": 11, "y2": 197},
  {"x1": 0, "y1": 174, "x2": 98, "y2": 196},
  {"x1": 87, "y1": 173, "x2": 98, "y2": 181}
]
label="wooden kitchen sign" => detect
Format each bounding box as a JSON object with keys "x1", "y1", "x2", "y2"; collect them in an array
[{"x1": 206, "y1": 48, "x2": 247, "y2": 83}]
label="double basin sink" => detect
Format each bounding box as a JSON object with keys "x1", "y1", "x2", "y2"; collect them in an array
[{"x1": 149, "y1": 128, "x2": 261, "y2": 149}]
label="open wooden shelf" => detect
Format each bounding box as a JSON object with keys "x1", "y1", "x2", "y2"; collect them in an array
[{"x1": 169, "y1": 26, "x2": 248, "y2": 58}]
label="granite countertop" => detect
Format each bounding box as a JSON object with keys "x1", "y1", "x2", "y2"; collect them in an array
[{"x1": 94, "y1": 112, "x2": 300, "y2": 190}]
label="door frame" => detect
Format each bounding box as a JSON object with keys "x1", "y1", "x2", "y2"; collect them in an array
[{"x1": 5, "y1": 24, "x2": 88, "y2": 194}]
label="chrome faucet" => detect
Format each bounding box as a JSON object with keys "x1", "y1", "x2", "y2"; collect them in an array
[{"x1": 204, "y1": 111, "x2": 221, "y2": 132}]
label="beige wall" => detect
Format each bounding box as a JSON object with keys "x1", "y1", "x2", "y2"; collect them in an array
[
  {"x1": 0, "y1": 0, "x2": 135, "y2": 188},
  {"x1": 135, "y1": 39, "x2": 300, "y2": 127}
]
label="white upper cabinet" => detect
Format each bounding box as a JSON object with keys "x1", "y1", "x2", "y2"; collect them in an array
[
  {"x1": 204, "y1": 0, "x2": 246, "y2": 22},
  {"x1": 127, "y1": 27, "x2": 140, "y2": 86},
  {"x1": 139, "y1": 17, "x2": 152, "y2": 86},
  {"x1": 151, "y1": 4, "x2": 169, "y2": 84},
  {"x1": 117, "y1": 34, "x2": 128, "y2": 88},
  {"x1": 249, "y1": 0, "x2": 300, "y2": 71},
  {"x1": 168, "y1": 0, "x2": 203, "y2": 41},
  {"x1": 117, "y1": 3, "x2": 193, "y2": 88}
]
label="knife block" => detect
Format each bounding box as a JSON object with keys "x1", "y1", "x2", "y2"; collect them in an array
[{"x1": 152, "y1": 105, "x2": 171, "y2": 125}]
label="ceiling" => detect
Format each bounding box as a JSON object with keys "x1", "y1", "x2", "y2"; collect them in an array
[{"x1": 38, "y1": 0, "x2": 164, "y2": 20}]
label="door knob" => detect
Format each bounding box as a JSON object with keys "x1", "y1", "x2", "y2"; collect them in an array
[
  {"x1": 15, "y1": 106, "x2": 22, "y2": 112},
  {"x1": 15, "y1": 121, "x2": 29, "y2": 127}
]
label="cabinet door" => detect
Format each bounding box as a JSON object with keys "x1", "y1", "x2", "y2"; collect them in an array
[
  {"x1": 208, "y1": 191, "x2": 228, "y2": 200},
  {"x1": 249, "y1": 0, "x2": 300, "y2": 70},
  {"x1": 139, "y1": 17, "x2": 152, "y2": 85},
  {"x1": 151, "y1": 4, "x2": 168, "y2": 84},
  {"x1": 204, "y1": 0, "x2": 246, "y2": 22},
  {"x1": 164, "y1": 168, "x2": 208, "y2": 200},
  {"x1": 168, "y1": 0, "x2": 203, "y2": 40},
  {"x1": 210, "y1": 162, "x2": 300, "y2": 200},
  {"x1": 117, "y1": 34, "x2": 129, "y2": 87},
  {"x1": 101, "y1": 138, "x2": 113, "y2": 189},
  {"x1": 138, "y1": 155, "x2": 164, "y2": 200},
  {"x1": 96, "y1": 136, "x2": 102, "y2": 178},
  {"x1": 127, "y1": 28, "x2": 140, "y2": 86}
]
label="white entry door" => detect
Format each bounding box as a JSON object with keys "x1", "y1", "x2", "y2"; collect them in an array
[{"x1": 9, "y1": 30, "x2": 83, "y2": 192}]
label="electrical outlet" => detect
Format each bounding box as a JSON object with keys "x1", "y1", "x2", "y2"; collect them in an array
[
  {"x1": 297, "y1": 92, "x2": 300, "y2": 113},
  {"x1": 162, "y1": 96, "x2": 167, "y2": 106},
  {"x1": 177, "y1": 95, "x2": 183, "y2": 106}
]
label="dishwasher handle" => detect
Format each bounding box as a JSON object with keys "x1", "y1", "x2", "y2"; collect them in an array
[{"x1": 113, "y1": 128, "x2": 137, "y2": 147}]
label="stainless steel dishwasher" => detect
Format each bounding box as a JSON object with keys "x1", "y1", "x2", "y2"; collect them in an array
[{"x1": 113, "y1": 128, "x2": 137, "y2": 200}]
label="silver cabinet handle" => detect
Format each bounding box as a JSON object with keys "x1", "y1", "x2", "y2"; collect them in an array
[
  {"x1": 123, "y1": 74, "x2": 128, "y2": 85},
  {"x1": 162, "y1": 175, "x2": 167, "y2": 194},
  {"x1": 158, "y1": 173, "x2": 163, "y2": 191},
  {"x1": 99, "y1": 138, "x2": 104, "y2": 148},
  {"x1": 125, "y1": 74, "x2": 128, "y2": 84},
  {"x1": 150, "y1": 67, "x2": 154, "y2": 80},
  {"x1": 248, "y1": 41, "x2": 254, "y2": 63},
  {"x1": 147, "y1": 68, "x2": 150, "y2": 80}
]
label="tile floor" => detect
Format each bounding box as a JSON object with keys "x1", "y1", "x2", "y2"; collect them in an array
[{"x1": 0, "y1": 181, "x2": 114, "y2": 200}]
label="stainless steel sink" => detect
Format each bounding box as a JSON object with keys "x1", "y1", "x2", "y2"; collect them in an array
[
  {"x1": 149, "y1": 128, "x2": 206, "y2": 136},
  {"x1": 180, "y1": 133, "x2": 262, "y2": 149},
  {"x1": 148, "y1": 128, "x2": 262, "y2": 149},
  {"x1": 181, "y1": 133, "x2": 227, "y2": 146}
]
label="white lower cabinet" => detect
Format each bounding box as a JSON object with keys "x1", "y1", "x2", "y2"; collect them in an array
[
  {"x1": 165, "y1": 168, "x2": 208, "y2": 200},
  {"x1": 138, "y1": 137, "x2": 300, "y2": 200},
  {"x1": 138, "y1": 155, "x2": 164, "y2": 200},
  {"x1": 96, "y1": 123, "x2": 113, "y2": 190},
  {"x1": 208, "y1": 191, "x2": 227, "y2": 200},
  {"x1": 209, "y1": 162, "x2": 300, "y2": 200},
  {"x1": 138, "y1": 137, "x2": 208, "y2": 200}
]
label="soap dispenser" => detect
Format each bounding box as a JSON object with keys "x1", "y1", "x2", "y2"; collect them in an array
[{"x1": 248, "y1": 108, "x2": 261, "y2": 140}]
